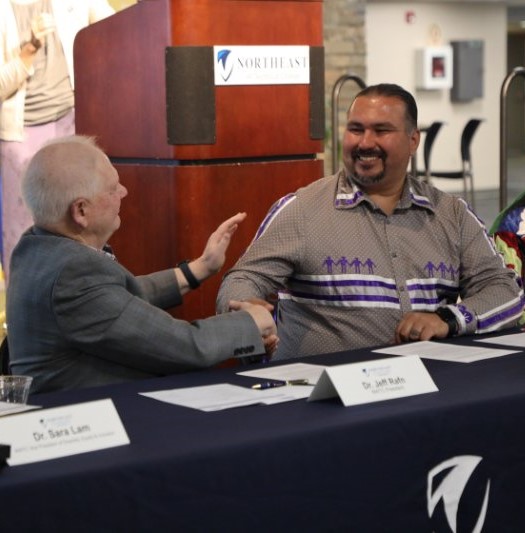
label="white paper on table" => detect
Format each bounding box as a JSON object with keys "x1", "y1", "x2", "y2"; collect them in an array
[
  {"x1": 139, "y1": 383, "x2": 313, "y2": 412},
  {"x1": 259, "y1": 385, "x2": 313, "y2": 403},
  {"x1": 373, "y1": 340, "x2": 519, "y2": 363},
  {"x1": 0, "y1": 401, "x2": 41, "y2": 417},
  {"x1": 474, "y1": 332, "x2": 525, "y2": 348},
  {"x1": 237, "y1": 362, "x2": 326, "y2": 385}
]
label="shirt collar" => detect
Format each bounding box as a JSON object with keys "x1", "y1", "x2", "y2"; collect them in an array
[{"x1": 334, "y1": 171, "x2": 436, "y2": 214}]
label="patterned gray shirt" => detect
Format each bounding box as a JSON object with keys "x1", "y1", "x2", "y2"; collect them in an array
[{"x1": 217, "y1": 171, "x2": 524, "y2": 359}]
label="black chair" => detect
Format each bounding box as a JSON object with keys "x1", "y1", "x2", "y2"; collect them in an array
[
  {"x1": 414, "y1": 121, "x2": 445, "y2": 182},
  {"x1": 0, "y1": 336, "x2": 9, "y2": 375},
  {"x1": 427, "y1": 118, "x2": 484, "y2": 210}
]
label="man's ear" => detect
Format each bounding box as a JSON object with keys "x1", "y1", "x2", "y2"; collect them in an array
[
  {"x1": 70, "y1": 198, "x2": 89, "y2": 228},
  {"x1": 409, "y1": 128, "x2": 421, "y2": 156}
]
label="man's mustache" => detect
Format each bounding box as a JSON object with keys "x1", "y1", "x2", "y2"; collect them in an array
[{"x1": 351, "y1": 148, "x2": 386, "y2": 161}]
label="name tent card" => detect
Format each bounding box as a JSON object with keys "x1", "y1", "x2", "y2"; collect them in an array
[
  {"x1": 0, "y1": 399, "x2": 130, "y2": 466},
  {"x1": 307, "y1": 355, "x2": 438, "y2": 407}
]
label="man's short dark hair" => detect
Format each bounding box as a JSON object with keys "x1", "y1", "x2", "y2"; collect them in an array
[{"x1": 354, "y1": 83, "x2": 418, "y2": 132}]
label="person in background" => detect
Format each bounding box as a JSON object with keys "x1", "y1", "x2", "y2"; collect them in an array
[
  {"x1": 0, "y1": 0, "x2": 115, "y2": 279},
  {"x1": 6, "y1": 135, "x2": 278, "y2": 393},
  {"x1": 217, "y1": 83, "x2": 524, "y2": 360}
]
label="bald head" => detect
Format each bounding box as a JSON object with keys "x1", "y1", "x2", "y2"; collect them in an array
[{"x1": 22, "y1": 135, "x2": 107, "y2": 227}]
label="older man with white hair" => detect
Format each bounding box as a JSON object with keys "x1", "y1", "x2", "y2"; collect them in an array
[{"x1": 6, "y1": 135, "x2": 277, "y2": 393}]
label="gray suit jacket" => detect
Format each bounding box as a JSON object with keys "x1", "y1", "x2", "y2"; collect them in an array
[{"x1": 6, "y1": 227, "x2": 264, "y2": 393}]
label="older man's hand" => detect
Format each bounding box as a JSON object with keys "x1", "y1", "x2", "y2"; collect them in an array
[
  {"x1": 229, "y1": 300, "x2": 279, "y2": 356},
  {"x1": 190, "y1": 212, "x2": 247, "y2": 280}
]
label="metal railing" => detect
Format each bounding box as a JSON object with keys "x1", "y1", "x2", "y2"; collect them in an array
[
  {"x1": 500, "y1": 66, "x2": 525, "y2": 211},
  {"x1": 331, "y1": 74, "x2": 366, "y2": 174}
]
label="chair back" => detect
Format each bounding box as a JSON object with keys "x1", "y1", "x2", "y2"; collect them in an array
[
  {"x1": 460, "y1": 119, "x2": 483, "y2": 164},
  {"x1": 422, "y1": 121, "x2": 444, "y2": 174}
]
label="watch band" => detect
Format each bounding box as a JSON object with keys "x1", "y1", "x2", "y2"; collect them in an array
[
  {"x1": 177, "y1": 260, "x2": 201, "y2": 289},
  {"x1": 434, "y1": 307, "x2": 459, "y2": 337}
]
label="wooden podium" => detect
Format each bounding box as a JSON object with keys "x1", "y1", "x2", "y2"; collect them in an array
[{"x1": 74, "y1": 0, "x2": 324, "y2": 320}]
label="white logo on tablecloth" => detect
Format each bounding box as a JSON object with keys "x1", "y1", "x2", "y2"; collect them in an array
[{"x1": 427, "y1": 455, "x2": 490, "y2": 533}]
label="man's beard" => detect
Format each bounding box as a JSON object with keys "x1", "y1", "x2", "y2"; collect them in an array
[
  {"x1": 351, "y1": 170, "x2": 385, "y2": 187},
  {"x1": 346, "y1": 148, "x2": 385, "y2": 187}
]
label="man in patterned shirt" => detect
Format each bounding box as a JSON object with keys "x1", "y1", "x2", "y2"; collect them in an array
[{"x1": 217, "y1": 83, "x2": 524, "y2": 359}]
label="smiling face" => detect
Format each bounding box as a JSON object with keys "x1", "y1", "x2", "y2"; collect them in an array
[{"x1": 342, "y1": 94, "x2": 420, "y2": 194}]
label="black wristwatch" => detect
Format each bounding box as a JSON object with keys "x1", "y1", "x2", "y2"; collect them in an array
[
  {"x1": 434, "y1": 307, "x2": 459, "y2": 337},
  {"x1": 177, "y1": 260, "x2": 201, "y2": 289}
]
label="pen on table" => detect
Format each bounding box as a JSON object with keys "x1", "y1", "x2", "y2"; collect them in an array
[{"x1": 251, "y1": 379, "x2": 309, "y2": 390}]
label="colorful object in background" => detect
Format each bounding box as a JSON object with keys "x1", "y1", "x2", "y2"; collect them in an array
[
  {"x1": 493, "y1": 231, "x2": 525, "y2": 282},
  {"x1": 490, "y1": 190, "x2": 525, "y2": 325}
]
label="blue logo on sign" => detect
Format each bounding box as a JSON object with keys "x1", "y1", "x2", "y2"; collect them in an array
[{"x1": 217, "y1": 49, "x2": 233, "y2": 81}]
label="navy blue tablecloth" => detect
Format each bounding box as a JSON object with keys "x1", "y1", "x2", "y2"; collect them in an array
[{"x1": 1, "y1": 335, "x2": 525, "y2": 532}]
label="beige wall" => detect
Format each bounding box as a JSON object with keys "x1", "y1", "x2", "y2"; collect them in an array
[{"x1": 366, "y1": 3, "x2": 506, "y2": 193}]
